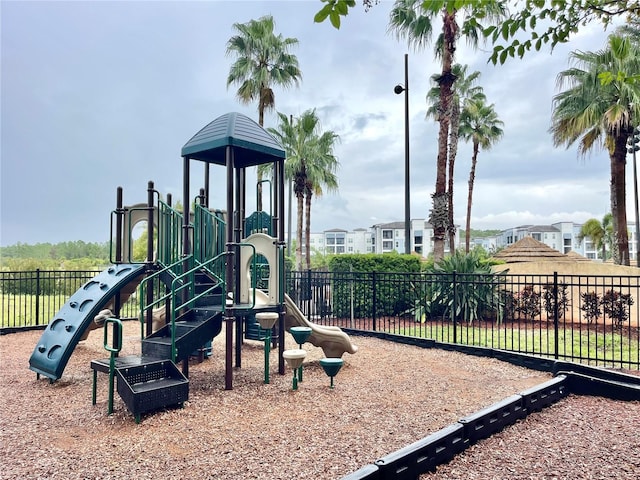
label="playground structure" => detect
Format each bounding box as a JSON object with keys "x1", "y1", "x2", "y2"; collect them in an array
[{"x1": 28, "y1": 112, "x2": 357, "y2": 419}]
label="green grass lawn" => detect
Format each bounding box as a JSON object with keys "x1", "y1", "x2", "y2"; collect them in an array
[
  {"x1": 1, "y1": 294, "x2": 139, "y2": 328},
  {"x1": 394, "y1": 322, "x2": 639, "y2": 368}
]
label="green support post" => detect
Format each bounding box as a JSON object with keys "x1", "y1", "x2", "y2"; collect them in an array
[
  {"x1": 256, "y1": 313, "x2": 279, "y2": 385},
  {"x1": 289, "y1": 327, "x2": 311, "y2": 382},
  {"x1": 103, "y1": 318, "x2": 123, "y2": 415}
]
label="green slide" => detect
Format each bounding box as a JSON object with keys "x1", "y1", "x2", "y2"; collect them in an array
[{"x1": 29, "y1": 264, "x2": 146, "y2": 381}]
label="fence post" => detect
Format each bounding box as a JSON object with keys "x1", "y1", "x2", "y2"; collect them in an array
[
  {"x1": 452, "y1": 271, "x2": 457, "y2": 344},
  {"x1": 306, "y1": 269, "x2": 312, "y2": 317},
  {"x1": 372, "y1": 272, "x2": 377, "y2": 332},
  {"x1": 35, "y1": 269, "x2": 41, "y2": 326},
  {"x1": 553, "y1": 271, "x2": 559, "y2": 360}
]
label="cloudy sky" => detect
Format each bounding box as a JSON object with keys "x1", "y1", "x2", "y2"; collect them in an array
[{"x1": 1, "y1": 1, "x2": 634, "y2": 247}]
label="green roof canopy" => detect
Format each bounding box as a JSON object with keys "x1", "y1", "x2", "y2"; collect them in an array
[{"x1": 181, "y1": 112, "x2": 285, "y2": 167}]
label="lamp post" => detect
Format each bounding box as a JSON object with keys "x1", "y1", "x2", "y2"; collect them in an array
[
  {"x1": 627, "y1": 123, "x2": 640, "y2": 267},
  {"x1": 394, "y1": 53, "x2": 411, "y2": 255}
]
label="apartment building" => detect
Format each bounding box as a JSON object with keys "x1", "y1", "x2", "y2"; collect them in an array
[
  {"x1": 308, "y1": 220, "x2": 637, "y2": 262},
  {"x1": 309, "y1": 219, "x2": 458, "y2": 257},
  {"x1": 309, "y1": 228, "x2": 373, "y2": 255}
]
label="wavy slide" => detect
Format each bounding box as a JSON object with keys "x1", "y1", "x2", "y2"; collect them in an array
[{"x1": 252, "y1": 289, "x2": 358, "y2": 358}]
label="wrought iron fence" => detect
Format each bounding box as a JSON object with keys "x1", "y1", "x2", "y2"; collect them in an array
[
  {"x1": 0, "y1": 269, "x2": 138, "y2": 330},
  {"x1": 287, "y1": 270, "x2": 640, "y2": 370},
  {"x1": 2, "y1": 268, "x2": 639, "y2": 370}
]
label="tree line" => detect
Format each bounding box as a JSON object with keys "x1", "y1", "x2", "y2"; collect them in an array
[{"x1": 0, "y1": 241, "x2": 110, "y2": 271}]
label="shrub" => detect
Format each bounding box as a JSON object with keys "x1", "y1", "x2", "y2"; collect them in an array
[
  {"x1": 580, "y1": 291, "x2": 601, "y2": 323},
  {"x1": 416, "y1": 250, "x2": 506, "y2": 324},
  {"x1": 515, "y1": 285, "x2": 541, "y2": 320},
  {"x1": 542, "y1": 282, "x2": 569, "y2": 320},
  {"x1": 601, "y1": 289, "x2": 634, "y2": 327},
  {"x1": 328, "y1": 253, "x2": 421, "y2": 318}
]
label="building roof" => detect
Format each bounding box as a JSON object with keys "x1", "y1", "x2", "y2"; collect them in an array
[{"x1": 525, "y1": 225, "x2": 560, "y2": 232}]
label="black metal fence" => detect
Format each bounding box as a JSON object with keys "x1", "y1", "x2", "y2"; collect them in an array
[
  {"x1": 0, "y1": 269, "x2": 138, "y2": 330},
  {"x1": 287, "y1": 270, "x2": 640, "y2": 370},
  {"x1": 2, "y1": 269, "x2": 639, "y2": 370}
]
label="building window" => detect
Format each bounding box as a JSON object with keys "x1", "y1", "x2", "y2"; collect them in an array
[
  {"x1": 383, "y1": 230, "x2": 393, "y2": 239},
  {"x1": 383, "y1": 240, "x2": 393, "y2": 250},
  {"x1": 532, "y1": 233, "x2": 541, "y2": 241}
]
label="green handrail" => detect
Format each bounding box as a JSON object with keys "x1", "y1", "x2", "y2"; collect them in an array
[
  {"x1": 169, "y1": 253, "x2": 227, "y2": 361},
  {"x1": 103, "y1": 317, "x2": 123, "y2": 416},
  {"x1": 138, "y1": 255, "x2": 190, "y2": 341}
]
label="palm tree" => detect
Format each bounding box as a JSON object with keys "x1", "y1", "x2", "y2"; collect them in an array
[
  {"x1": 551, "y1": 32, "x2": 640, "y2": 265},
  {"x1": 268, "y1": 110, "x2": 339, "y2": 270},
  {"x1": 226, "y1": 15, "x2": 302, "y2": 210},
  {"x1": 388, "y1": 0, "x2": 505, "y2": 262},
  {"x1": 577, "y1": 214, "x2": 614, "y2": 261},
  {"x1": 303, "y1": 130, "x2": 339, "y2": 269},
  {"x1": 426, "y1": 64, "x2": 485, "y2": 252},
  {"x1": 458, "y1": 98, "x2": 504, "y2": 252}
]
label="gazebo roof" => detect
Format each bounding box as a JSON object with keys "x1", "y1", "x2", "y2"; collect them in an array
[
  {"x1": 493, "y1": 236, "x2": 570, "y2": 263},
  {"x1": 565, "y1": 250, "x2": 592, "y2": 262},
  {"x1": 181, "y1": 112, "x2": 285, "y2": 167}
]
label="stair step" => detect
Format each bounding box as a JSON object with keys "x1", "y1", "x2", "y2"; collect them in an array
[{"x1": 116, "y1": 360, "x2": 189, "y2": 420}]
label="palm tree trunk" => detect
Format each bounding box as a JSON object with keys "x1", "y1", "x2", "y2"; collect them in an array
[
  {"x1": 305, "y1": 193, "x2": 312, "y2": 270},
  {"x1": 431, "y1": 9, "x2": 457, "y2": 262},
  {"x1": 465, "y1": 142, "x2": 480, "y2": 253},
  {"x1": 448, "y1": 101, "x2": 461, "y2": 253},
  {"x1": 295, "y1": 193, "x2": 304, "y2": 270},
  {"x1": 610, "y1": 137, "x2": 630, "y2": 265},
  {"x1": 257, "y1": 103, "x2": 265, "y2": 212}
]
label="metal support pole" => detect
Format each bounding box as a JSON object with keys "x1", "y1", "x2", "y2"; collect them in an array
[
  {"x1": 395, "y1": 54, "x2": 411, "y2": 254},
  {"x1": 403, "y1": 54, "x2": 410, "y2": 254},
  {"x1": 115, "y1": 187, "x2": 124, "y2": 263},
  {"x1": 145, "y1": 181, "x2": 154, "y2": 336},
  {"x1": 633, "y1": 146, "x2": 639, "y2": 267},
  {"x1": 225, "y1": 146, "x2": 235, "y2": 390}
]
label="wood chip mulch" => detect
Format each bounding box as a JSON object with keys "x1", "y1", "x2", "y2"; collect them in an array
[{"x1": 1, "y1": 321, "x2": 638, "y2": 479}]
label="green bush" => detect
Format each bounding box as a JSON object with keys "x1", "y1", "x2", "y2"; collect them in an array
[
  {"x1": 580, "y1": 291, "x2": 602, "y2": 323},
  {"x1": 416, "y1": 250, "x2": 506, "y2": 324},
  {"x1": 601, "y1": 289, "x2": 634, "y2": 327},
  {"x1": 328, "y1": 253, "x2": 421, "y2": 318},
  {"x1": 542, "y1": 282, "x2": 569, "y2": 320}
]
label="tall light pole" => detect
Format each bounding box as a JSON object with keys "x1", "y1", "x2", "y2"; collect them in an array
[
  {"x1": 395, "y1": 53, "x2": 410, "y2": 254},
  {"x1": 628, "y1": 123, "x2": 639, "y2": 267}
]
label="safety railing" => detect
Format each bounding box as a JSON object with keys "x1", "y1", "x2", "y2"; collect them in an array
[
  {"x1": 157, "y1": 200, "x2": 184, "y2": 267},
  {"x1": 193, "y1": 204, "x2": 226, "y2": 269}
]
